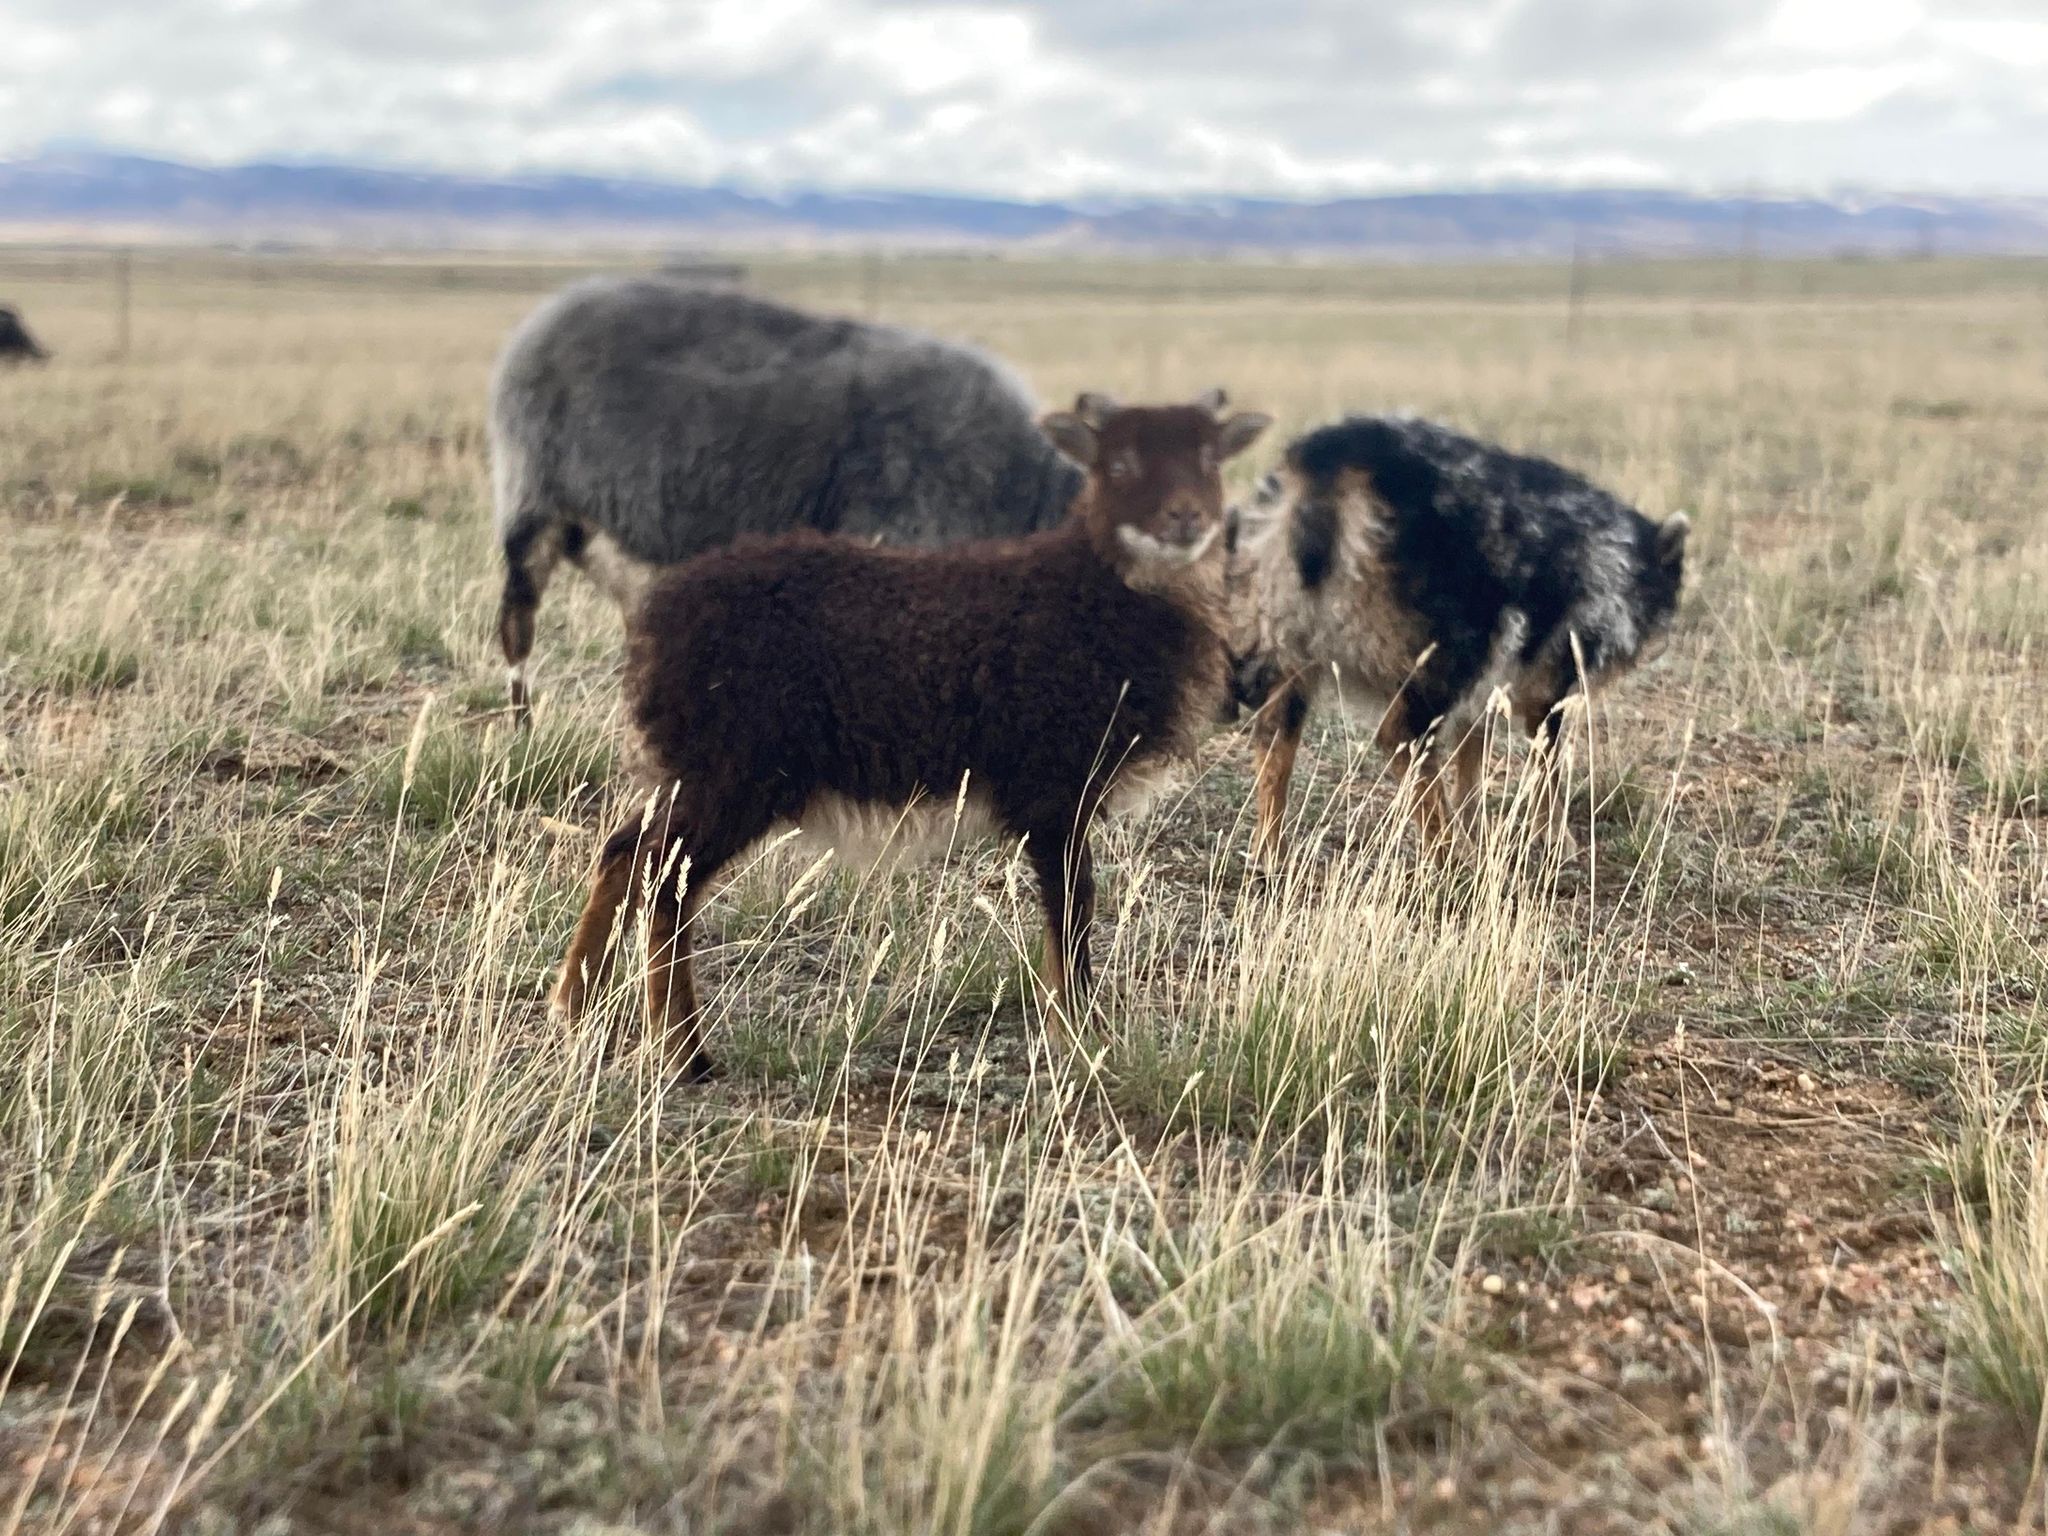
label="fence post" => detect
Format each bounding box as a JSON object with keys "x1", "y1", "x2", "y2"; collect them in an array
[
  {"x1": 114, "y1": 247, "x2": 133, "y2": 360},
  {"x1": 862, "y1": 249, "x2": 882, "y2": 319},
  {"x1": 1738, "y1": 190, "x2": 1758, "y2": 303},
  {"x1": 1565, "y1": 233, "x2": 1587, "y2": 351}
]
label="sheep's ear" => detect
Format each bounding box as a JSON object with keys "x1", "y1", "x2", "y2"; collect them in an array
[
  {"x1": 1074, "y1": 392, "x2": 1119, "y2": 425},
  {"x1": 1657, "y1": 512, "x2": 1690, "y2": 568},
  {"x1": 1229, "y1": 496, "x2": 1279, "y2": 542},
  {"x1": 1194, "y1": 386, "x2": 1228, "y2": 414},
  {"x1": 1041, "y1": 411, "x2": 1099, "y2": 467},
  {"x1": 1214, "y1": 411, "x2": 1272, "y2": 462}
]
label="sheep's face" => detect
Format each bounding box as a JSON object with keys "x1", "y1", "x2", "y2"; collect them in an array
[
  {"x1": 1042, "y1": 391, "x2": 1270, "y2": 576},
  {"x1": 1633, "y1": 512, "x2": 1690, "y2": 666},
  {"x1": 1216, "y1": 468, "x2": 1295, "y2": 712}
]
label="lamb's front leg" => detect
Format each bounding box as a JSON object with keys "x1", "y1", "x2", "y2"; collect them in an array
[
  {"x1": 1031, "y1": 832, "x2": 1096, "y2": 1061},
  {"x1": 1522, "y1": 696, "x2": 1581, "y2": 860}
]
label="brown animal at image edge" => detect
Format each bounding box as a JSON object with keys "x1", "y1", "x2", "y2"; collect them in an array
[
  {"x1": 0, "y1": 305, "x2": 50, "y2": 363},
  {"x1": 553, "y1": 393, "x2": 1269, "y2": 1078}
]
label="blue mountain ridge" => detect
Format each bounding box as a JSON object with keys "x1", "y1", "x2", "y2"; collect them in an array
[{"x1": 5, "y1": 151, "x2": 2045, "y2": 255}]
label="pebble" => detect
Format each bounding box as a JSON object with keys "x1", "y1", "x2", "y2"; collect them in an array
[{"x1": 1481, "y1": 1273, "x2": 1506, "y2": 1295}]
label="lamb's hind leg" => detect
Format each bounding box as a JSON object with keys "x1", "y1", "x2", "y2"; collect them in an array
[
  {"x1": 1447, "y1": 720, "x2": 1487, "y2": 844},
  {"x1": 643, "y1": 878, "x2": 718, "y2": 1082},
  {"x1": 556, "y1": 790, "x2": 756, "y2": 1080},
  {"x1": 1378, "y1": 712, "x2": 1474, "y2": 864},
  {"x1": 1250, "y1": 682, "x2": 1309, "y2": 872},
  {"x1": 553, "y1": 809, "x2": 669, "y2": 1046}
]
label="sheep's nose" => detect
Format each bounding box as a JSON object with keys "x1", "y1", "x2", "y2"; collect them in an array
[{"x1": 1165, "y1": 502, "x2": 1205, "y2": 545}]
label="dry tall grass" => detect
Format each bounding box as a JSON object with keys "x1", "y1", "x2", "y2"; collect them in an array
[{"x1": 2, "y1": 248, "x2": 2046, "y2": 1531}]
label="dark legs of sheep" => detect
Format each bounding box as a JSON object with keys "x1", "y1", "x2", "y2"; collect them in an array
[
  {"x1": 1032, "y1": 835, "x2": 1096, "y2": 1059},
  {"x1": 498, "y1": 525, "x2": 561, "y2": 728},
  {"x1": 554, "y1": 809, "x2": 723, "y2": 1081},
  {"x1": 1519, "y1": 694, "x2": 1578, "y2": 854},
  {"x1": 499, "y1": 588, "x2": 537, "y2": 725},
  {"x1": 1250, "y1": 682, "x2": 1309, "y2": 870},
  {"x1": 1379, "y1": 714, "x2": 1486, "y2": 860},
  {"x1": 642, "y1": 878, "x2": 715, "y2": 1083},
  {"x1": 553, "y1": 829, "x2": 637, "y2": 1026}
]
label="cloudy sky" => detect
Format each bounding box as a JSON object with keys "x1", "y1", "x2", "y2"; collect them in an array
[{"x1": 5, "y1": 0, "x2": 2046, "y2": 198}]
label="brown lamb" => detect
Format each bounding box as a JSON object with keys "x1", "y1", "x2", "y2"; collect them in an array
[{"x1": 553, "y1": 392, "x2": 1271, "y2": 1079}]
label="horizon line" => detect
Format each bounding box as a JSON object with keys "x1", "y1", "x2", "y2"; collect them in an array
[{"x1": 11, "y1": 143, "x2": 2048, "y2": 210}]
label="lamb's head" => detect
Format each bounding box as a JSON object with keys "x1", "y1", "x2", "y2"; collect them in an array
[
  {"x1": 1633, "y1": 511, "x2": 1690, "y2": 666},
  {"x1": 1041, "y1": 389, "x2": 1270, "y2": 585}
]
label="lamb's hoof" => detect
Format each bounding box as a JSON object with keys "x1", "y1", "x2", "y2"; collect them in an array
[{"x1": 678, "y1": 1052, "x2": 720, "y2": 1085}]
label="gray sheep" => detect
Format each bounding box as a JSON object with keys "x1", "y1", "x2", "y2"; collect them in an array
[{"x1": 488, "y1": 276, "x2": 1084, "y2": 716}]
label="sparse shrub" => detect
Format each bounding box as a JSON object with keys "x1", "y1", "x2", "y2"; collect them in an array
[
  {"x1": 78, "y1": 471, "x2": 201, "y2": 509},
  {"x1": 1103, "y1": 790, "x2": 1627, "y2": 1159},
  {"x1": 0, "y1": 774, "x2": 144, "y2": 926},
  {"x1": 795, "y1": 1376, "x2": 1059, "y2": 1536},
  {"x1": 305, "y1": 1042, "x2": 578, "y2": 1345},
  {"x1": 35, "y1": 638, "x2": 142, "y2": 694},
  {"x1": 1947, "y1": 1129, "x2": 2048, "y2": 1429},
  {"x1": 1823, "y1": 805, "x2": 1919, "y2": 900},
  {"x1": 369, "y1": 711, "x2": 611, "y2": 828},
  {"x1": 1077, "y1": 1217, "x2": 1463, "y2": 1462},
  {"x1": 388, "y1": 614, "x2": 452, "y2": 668}
]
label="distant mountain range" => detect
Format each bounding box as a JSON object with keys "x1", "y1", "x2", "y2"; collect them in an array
[{"x1": 5, "y1": 150, "x2": 2048, "y2": 257}]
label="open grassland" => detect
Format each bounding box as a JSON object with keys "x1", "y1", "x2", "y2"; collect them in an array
[{"x1": 2, "y1": 248, "x2": 2047, "y2": 1533}]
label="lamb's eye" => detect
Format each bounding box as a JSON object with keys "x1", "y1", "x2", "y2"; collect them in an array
[{"x1": 1108, "y1": 453, "x2": 1139, "y2": 482}]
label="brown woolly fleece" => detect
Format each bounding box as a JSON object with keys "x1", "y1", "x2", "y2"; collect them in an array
[{"x1": 552, "y1": 398, "x2": 1269, "y2": 1079}]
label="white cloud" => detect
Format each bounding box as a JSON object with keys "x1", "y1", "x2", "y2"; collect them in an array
[
  {"x1": 845, "y1": 10, "x2": 1036, "y2": 96},
  {"x1": 1933, "y1": 16, "x2": 2048, "y2": 72},
  {"x1": 1683, "y1": 62, "x2": 1934, "y2": 131},
  {"x1": 0, "y1": 0, "x2": 2042, "y2": 194},
  {"x1": 1768, "y1": 0, "x2": 1921, "y2": 53}
]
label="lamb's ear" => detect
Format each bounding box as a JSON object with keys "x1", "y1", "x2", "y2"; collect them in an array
[
  {"x1": 1214, "y1": 411, "x2": 1272, "y2": 462},
  {"x1": 1194, "y1": 386, "x2": 1228, "y2": 414},
  {"x1": 1041, "y1": 411, "x2": 1099, "y2": 468},
  {"x1": 1074, "y1": 392, "x2": 1119, "y2": 426},
  {"x1": 1656, "y1": 512, "x2": 1690, "y2": 568}
]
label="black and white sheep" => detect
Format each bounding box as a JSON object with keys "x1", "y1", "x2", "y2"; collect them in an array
[
  {"x1": 1228, "y1": 414, "x2": 1688, "y2": 861},
  {"x1": 487, "y1": 277, "x2": 1083, "y2": 716}
]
